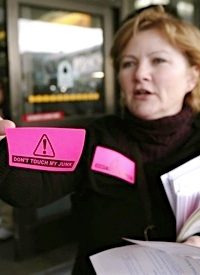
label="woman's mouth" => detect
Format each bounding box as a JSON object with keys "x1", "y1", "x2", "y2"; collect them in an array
[{"x1": 135, "y1": 89, "x2": 151, "y2": 95}]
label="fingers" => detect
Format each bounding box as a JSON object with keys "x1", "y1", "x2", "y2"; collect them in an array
[
  {"x1": 0, "y1": 118, "x2": 16, "y2": 140},
  {"x1": 183, "y1": 236, "x2": 200, "y2": 247}
]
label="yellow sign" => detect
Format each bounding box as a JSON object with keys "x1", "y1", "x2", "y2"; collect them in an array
[{"x1": 28, "y1": 92, "x2": 100, "y2": 103}]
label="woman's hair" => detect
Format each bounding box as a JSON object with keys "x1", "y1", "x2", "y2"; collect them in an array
[{"x1": 110, "y1": 5, "x2": 200, "y2": 112}]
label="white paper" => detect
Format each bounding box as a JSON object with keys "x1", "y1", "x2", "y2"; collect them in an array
[
  {"x1": 124, "y1": 239, "x2": 200, "y2": 257},
  {"x1": 163, "y1": 155, "x2": 200, "y2": 180},
  {"x1": 90, "y1": 240, "x2": 200, "y2": 275},
  {"x1": 160, "y1": 156, "x2": 200, "y2": 236}
]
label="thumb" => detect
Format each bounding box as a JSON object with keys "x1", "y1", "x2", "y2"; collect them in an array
[
  {"x1": 0, "y1": 117, "x2": 16, "y2": 140},
  {"x1": 183, "y1": 236, "x2": 200, "y2": 248}
]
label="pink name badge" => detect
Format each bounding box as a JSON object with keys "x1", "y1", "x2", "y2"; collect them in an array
[
  {"x1": 6, "y1": 127, "x2": 86, "y2": 172},
  {"x1": 91, "y1": 146, "x2": 135, "y2": 184}
]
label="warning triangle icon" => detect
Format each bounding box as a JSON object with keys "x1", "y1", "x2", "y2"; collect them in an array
[{"x1": 33, "y1": 134, "x2": 55, "y2": 157}]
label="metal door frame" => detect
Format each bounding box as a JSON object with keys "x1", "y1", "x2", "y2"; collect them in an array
[{"x1": 7, "y1": 0, "x2": 118, "y2": 124}]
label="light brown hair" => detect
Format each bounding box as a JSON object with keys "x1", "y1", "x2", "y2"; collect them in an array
[{"x1": 110, "y1": 6, "x2": 200, "y2": 112}]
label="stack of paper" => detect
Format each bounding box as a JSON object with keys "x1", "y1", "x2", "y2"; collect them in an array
[{"x1": 161, "y1": 155, "x2": 200, "y2": 238}]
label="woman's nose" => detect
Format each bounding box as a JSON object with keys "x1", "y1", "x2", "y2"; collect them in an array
[{"x1": 134, "y1": 62, "x2": 151, "y2": 81}]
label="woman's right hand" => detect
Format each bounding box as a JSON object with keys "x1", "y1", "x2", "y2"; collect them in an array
[{"x1": 0, "y1": 117, "x2": 16, "y2": 141}]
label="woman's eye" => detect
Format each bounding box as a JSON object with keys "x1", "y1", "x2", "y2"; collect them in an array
[
  {"x1": 152, "y1": 57, "x2": 166, "y2": 64},
  {"x1": 120, "y1": 61, "x2": 136, "y2": 69}
]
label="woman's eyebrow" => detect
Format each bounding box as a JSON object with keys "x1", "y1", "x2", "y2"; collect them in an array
[{"x1": 148, "y1": 50, "x2": 170, "y2": 56}]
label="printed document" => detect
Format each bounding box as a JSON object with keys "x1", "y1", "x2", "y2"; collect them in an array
[{"x1": 90, "y1": 239, "x2": 200, "y2": 275}]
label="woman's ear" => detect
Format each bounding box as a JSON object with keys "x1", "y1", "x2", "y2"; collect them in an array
[{"x1": 187, "y1": 65, "x2": 200, "y2": 91}]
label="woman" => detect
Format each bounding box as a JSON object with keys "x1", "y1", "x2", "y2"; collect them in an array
[{"x1": 0, "y1": 5, "x2": 200, "y2": 274}]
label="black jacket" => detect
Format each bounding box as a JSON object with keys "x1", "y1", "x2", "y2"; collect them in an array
[{"x1": 0, "y1": 113, "x2": 200, "y2": 274}]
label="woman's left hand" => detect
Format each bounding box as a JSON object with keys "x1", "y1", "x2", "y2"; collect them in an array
[{"x1": 183, "y1": 236, "x2": 200, "y2": 247}]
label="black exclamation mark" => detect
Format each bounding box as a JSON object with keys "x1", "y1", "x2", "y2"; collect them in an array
[{"x1": 43, "y1": 138, "x2": 47, "y2": 154}]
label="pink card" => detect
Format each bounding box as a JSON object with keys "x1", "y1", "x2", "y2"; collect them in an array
[
  {"x1": 91, "y1": 146, "x2": 135, "y2": 184},
  {"x1": 6, "y1": 127, "x2": 86, "y2": 172}
]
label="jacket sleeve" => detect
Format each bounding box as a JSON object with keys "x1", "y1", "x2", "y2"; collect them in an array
[{"x1": 0, "y1": 138, "x2": 83, "y2": 208}]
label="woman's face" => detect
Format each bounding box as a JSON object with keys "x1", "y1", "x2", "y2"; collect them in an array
[{"x1": 118, "y1": 28, "x2": 198, "y2": 120}]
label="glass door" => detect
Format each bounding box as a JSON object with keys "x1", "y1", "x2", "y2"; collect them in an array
[{"x1": 7, "y1": 0, "x2": 115, "y2": 124}]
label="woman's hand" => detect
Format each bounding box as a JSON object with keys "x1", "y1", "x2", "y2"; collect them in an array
[
  {"x1": 0, "y1": 117, "x2": 15, "y2": 141},
  {"x1": 183, "y1": 236, "x2": 200, "y2": 247}
]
